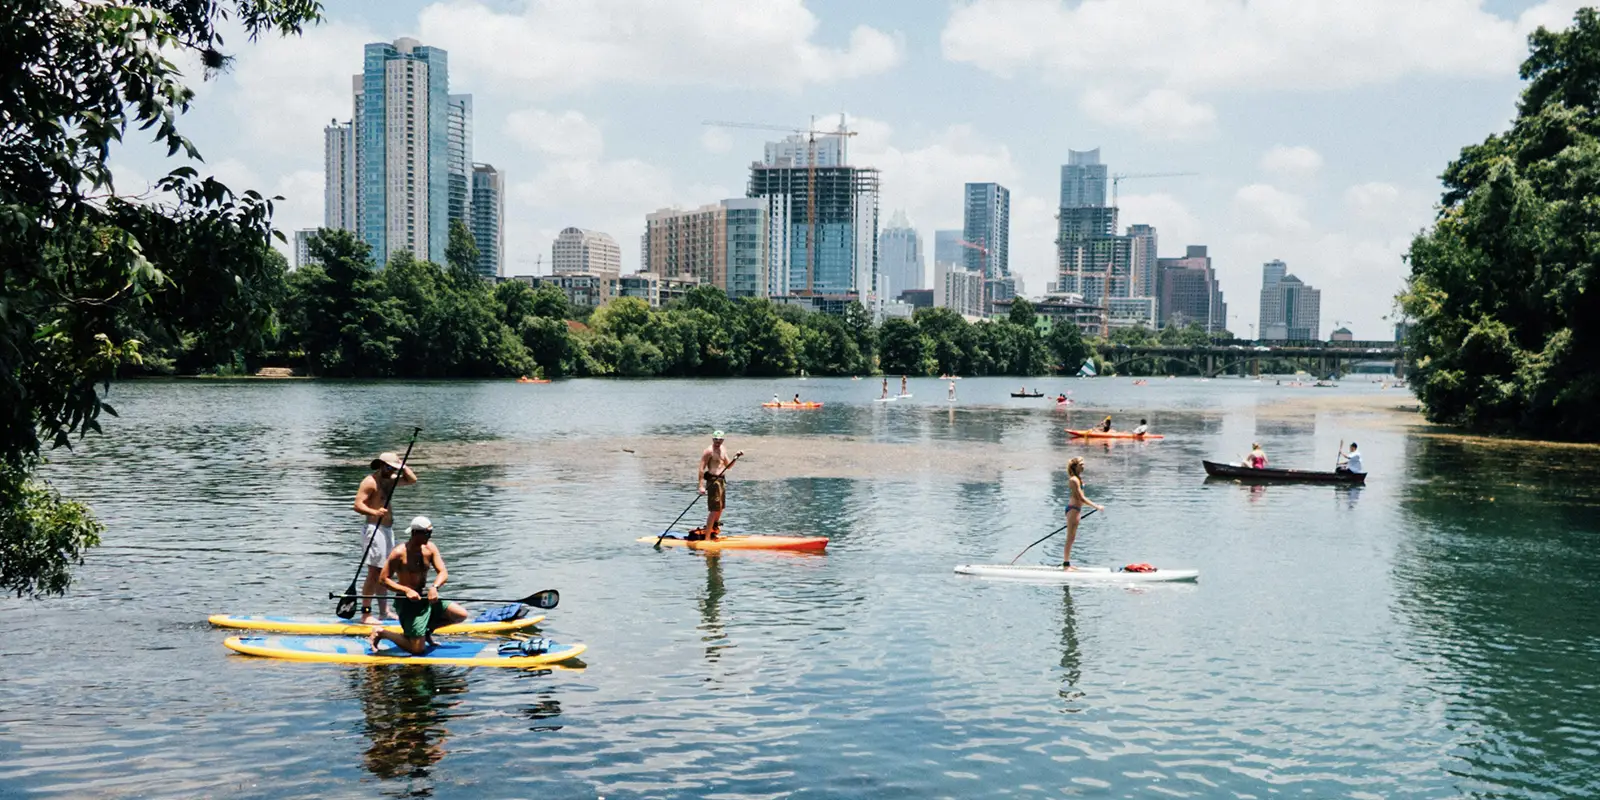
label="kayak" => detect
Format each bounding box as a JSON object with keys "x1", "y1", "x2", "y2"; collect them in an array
[
  {"x1": 207, "y1": 613, "x2": 544, "y2": 636},
  {"x1": 1202, "y1": 459, "x2": 1366, "y2": 484},
  {"x1": 224, "y1": 635, "x2": 586, "y2": 666},
  {"x1": 639, "y1": 534, "x2": 829, "y2": 552},
  {"x1": 1011, "y1": 392, "x2": 1044, "y2": 398},
  {"x1": 1066, "y1": 429, "x2": 1165, "y2": 440},
  {"x1": 762, "y1": 402, "x2": 823, "y2": 409},
  {"x1": 954, "y1": 564, "x2": 1199, "y2": 583},
  {"x1": 516, "y1": 377, "x2": 550, "y2": 384}
]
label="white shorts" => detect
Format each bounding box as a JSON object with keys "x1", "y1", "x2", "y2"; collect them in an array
[{"x1": 360, "y1": 524, "x2": 394, "y2": 570}]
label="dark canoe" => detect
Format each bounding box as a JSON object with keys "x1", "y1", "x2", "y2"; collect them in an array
[
  {"x1": 1202, "y1": 460, "x2": 1367, "y2": 484},
  {"x1": 1011, "y1": 392, "x2": 1044, "y2": 398}
]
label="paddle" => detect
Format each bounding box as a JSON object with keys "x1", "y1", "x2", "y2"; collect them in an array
[
  {"x1": 335, "y1": 426, "x2": 422, "y2": 619},
  {"x1": 654, "y1": 453, "x2": 742, "y2": 546},
  {"x1": 1008, "y1": 508, "x2": 1098, "y2": 565},
  {"x1": 330, "y1": 589, "x2": 560, "y2": 609},
  {"x1": 1334, "y1": 439, "x2": 1344, "y2": 471}
]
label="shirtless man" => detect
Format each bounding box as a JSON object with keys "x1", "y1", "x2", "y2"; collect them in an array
[
  {"x1": 881, "y1": 377, "x2": 889, "y2": 399},
  {"x1": 353, "y1": 451, "x2": 418, "y2": 624},
  {"x1": 367, "y1": 517, "x2": 468, "y2": 655},
  {"x1": 692, "y1": 431, "x2": 743, "y2": 539},
  {"x1": 900, "y1": 375, "x2": 908, "y2": 396}
]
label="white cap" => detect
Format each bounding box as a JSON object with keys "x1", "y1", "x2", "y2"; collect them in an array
[{"x1": 408, "y1": 516, "x2": 433, "y2": 533}]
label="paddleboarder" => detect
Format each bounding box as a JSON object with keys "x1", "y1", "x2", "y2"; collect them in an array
[
  {"x1": 352, "y1": 450, "x2": 418, "y2": 625},
  {"x1": 881, "y1": 377, "x2": 889, "y2": 399},
  {"x1": 367, "y1": 516, "x2": 468, "y2": 655},
  {"x1": 948, "y1": 380, "x2": 956, "y2": 401},
  {"x1": 692, "y1": 431, "x2": 743, "y2": 540},
  {"x1": 900, "y1": 375, "x2": 908, "y2": 396},
  {"x1": 1062, "y1": 457, "x2": 1104, "y2": 570}
]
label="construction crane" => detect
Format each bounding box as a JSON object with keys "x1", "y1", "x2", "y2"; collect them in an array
[
  {"x1": 703, "y1": 116, "x2": 857, "y2": 295},
  {"x1": 957, "y1": 238, "x2": 988, "y2": 277},
  {"x1": 1109, "y1": 171, "x2": 1198, "y2": 209}
]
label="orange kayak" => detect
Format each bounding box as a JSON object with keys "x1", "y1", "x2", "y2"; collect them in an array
[
  {"x1": 517, "y1": 377, "x2": 550, "y2": 384},
  {"x1": 762, "y1": 402, "x2": 823, "y2": 409},
  {"x1": 1066, "y1": 429, "x2": 1165, "y2": 440},
  {"x1": 639, "y1": 534, "x2": 829, "y2": 551}
]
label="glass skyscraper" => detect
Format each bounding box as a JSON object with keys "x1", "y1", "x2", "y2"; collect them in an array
[
  {"x1": 356, "y1": 38, "x2": 451, "y2": 266},
  {"x1": 962, "y1": 183, "x2": 1010, "y2": 278}
]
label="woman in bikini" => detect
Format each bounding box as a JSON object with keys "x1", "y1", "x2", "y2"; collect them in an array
[{"x1": 1063, "y1": 457, "x2": 1104, "y2": 570}]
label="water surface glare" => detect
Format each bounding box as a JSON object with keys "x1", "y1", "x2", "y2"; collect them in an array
[{"x1": 3, "y1": 376, "x2": 1599, "y2": 798}]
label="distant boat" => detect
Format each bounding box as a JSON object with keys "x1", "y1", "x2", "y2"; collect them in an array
[
  {"x1": 1078, "y1": 359, "x2": 1097, "y2": 378},
  {"x1": 1202, "y1": 460, "x2": 1366, "y2": 484}
]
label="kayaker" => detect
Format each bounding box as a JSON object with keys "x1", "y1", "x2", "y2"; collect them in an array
[
  {"x1": 1248, "y1": 443, "x2": 1268, "y2": 469},
  {"x1": 367, "y1": 516, "x2": 468, "y2": 655},
  {"x1": 1337, "y1": 442, "x2": 1365, "y2": 474},
  {"x1": 692, "y1": 431, "x2": 743, "y2": 540},
  {"x1": 352, "y1": 450, "x2": 418, "y2": 625},
  {"x1": 773, "y1": 393, "x2": 780, "y2": 404},
  {"x1": 1063, "y1": 457, "x2": 1104, "y2": 570},
  {"x1": 793, "y1": 393, "x2": 801, "y2": 404},
  {"x1": 1098, "y1": 416, "x2": 1113, "y2": 433},
  {"x1": 1132, "y1": 419, "x2": 1149, "y2": 436}
]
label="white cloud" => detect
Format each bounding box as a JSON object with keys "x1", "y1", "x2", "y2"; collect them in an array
[
  {"x1": 1343, "y1": 181, "x2": 1405, "y2": 221},
  {"x1": 505, "y1": 109, "x2": 605, "y2": 160},
  {"x1": 1233, "y1": 184, "x2": 1310, "y2": 232},
  {"x1": 700, "y1": 127, "x2": 734, "y2": 154},
  {"x1": 219, "y1": 21, "x2": 376, "y2": 158},
  {"x1": 1119, "y1": 192, "x2": 1203, "y2": 250},
  {"x1": 419, "y1": 0, "x2": 902, "y2": 94},
  {"x1": 1081, "y1": 88, "x2": 1217, "y2": 140},
  {"x1": 941, "y1": 0, "x2": 1588, "y2": 133},
  {"x1": 1259, "y1": 146, "x2": 1324, "y2": 181}
]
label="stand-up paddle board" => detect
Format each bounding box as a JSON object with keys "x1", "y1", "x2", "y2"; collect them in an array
[
  {"x1": 874, "y1": 397, "x2": 896, "y2": 403},
  {"x1": 223, "y1": 635, "x2": 586, "y2": 666},
  {"x1": 953, "y1": 564, "x2": 1198, "y2": 583},
  {"x1": 896, "y1": 393, "x2": 913, "y2": 399},
  {"x1": 641, "y1": 534, "x2": 828, "y2": 552},
  {"x1": 208, "y1": 613, "x2": 544, "y2": 636}
]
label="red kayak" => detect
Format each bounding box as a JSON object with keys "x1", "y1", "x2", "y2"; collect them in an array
[{"x1": 1065, "y1": 429, "x2": 1165, "y2": 440}]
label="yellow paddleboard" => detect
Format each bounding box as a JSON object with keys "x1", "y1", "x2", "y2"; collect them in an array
[{"x1": 207, "y1": 613, "x2": 544, "y2": 636}]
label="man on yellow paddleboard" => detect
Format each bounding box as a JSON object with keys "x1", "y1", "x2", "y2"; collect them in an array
[
  {"x1": 692, "y1": 431, "x2": 742, "y2": 540},
  {"x1": 367, "y1": 516, "x2": 468, "y2": 655},
  {"x1": 352, "y1": 450, "x2": 418, "y2": 625}
]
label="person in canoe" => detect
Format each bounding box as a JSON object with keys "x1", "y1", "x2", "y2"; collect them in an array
[
  {"x1": 367, "y1": 516, "x2": 468, "y2": 655},
  {"x1": 1098, "y1": 416, "x2": 1114, "y2": 433},
  {"x1": 1247, "y1": 443, "x2": 1268, "y2": 469},
  {"x1": 691, "y1": 431, "x2": 743, "y2": 540},
  {"x1": 352, "y1": 451, "x2": 418, "y2": 625},
  {"x1": 1063, "y1": 457, "x2": 1104, "y2": 569},
  {"x1": 1132, "y1": 419, "x2": 1149, "y2": 436},
  {"x1": 1336, "y1": 442, "x2": 1365, "y2": 475}
]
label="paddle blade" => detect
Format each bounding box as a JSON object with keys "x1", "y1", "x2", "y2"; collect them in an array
[
  {"x1": 524, "y1": 589, "x2": 559, "y2": 610},
  {"x1": 335, "y1": 593, "x2": 358, "y2": 619}
]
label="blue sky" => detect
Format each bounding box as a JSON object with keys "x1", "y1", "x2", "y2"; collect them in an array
[{"x1": 114, "y1": 0, "x2": 1590, "y2": 339}]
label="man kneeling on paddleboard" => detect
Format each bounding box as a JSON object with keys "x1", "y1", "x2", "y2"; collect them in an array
[
  {"x1": 368, "y1": 516, "x2": 468, "y2": 655},
  {"x1": 691, "y1": 431, "x2": 742, "y2": 540}
]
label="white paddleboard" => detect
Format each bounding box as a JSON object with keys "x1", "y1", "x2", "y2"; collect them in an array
[
  {"x1": 874, "y1": 397, "x2": 896, "y2": 402},
  {"x1": 954, "y1": 564, "x2": 1199, "y2": 583},
  {"x1": 896, "y1": 393, "x2": 913, "y2": 399}
]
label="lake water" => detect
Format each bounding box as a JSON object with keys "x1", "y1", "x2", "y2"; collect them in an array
[{"x1": 3, "y1": 376, "x2": 1599, "y2": 799}]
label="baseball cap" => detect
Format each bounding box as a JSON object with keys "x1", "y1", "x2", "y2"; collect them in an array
[
  {"x1": 408, "y1": 516, "x2": 433, "y2": 534},
  {"x1": 712, "y1": 430, "x2": 725, "y2": 440}
]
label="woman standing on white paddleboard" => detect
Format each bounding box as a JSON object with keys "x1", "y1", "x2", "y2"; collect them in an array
[{"x1": 1063, "y1": 457, "x2": 1104, "y2": 570}]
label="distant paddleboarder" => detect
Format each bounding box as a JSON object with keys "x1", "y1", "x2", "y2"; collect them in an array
[
  {"x1": 900, "y1": 375, "x2": 908, "y2": 396},
  {"x1": 352, "y1": 450, "x2": 418, "y2": 625},
  {"x1": 948, "y1": 380, "x2": 956, "y2": 401},
  {"x1": 693, "y1": 431, "x2": 743, "y2": 540},
  {"x1": 1063, "y1": 457, "x2": 1104, "y2": 570},
  {"x1": 881, "y1": 377, "x2": 889, "y2": 399},
  {"x1": 367, "y1": 516, "x2": 468, "y2": 655}
]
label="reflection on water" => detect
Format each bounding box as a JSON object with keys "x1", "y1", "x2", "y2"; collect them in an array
[{"x1": 4, "y1": 377, "x2": 1599, "y2": 797}]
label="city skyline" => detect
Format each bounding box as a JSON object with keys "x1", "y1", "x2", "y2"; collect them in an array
[{"x1": 103, "y1": 0, "x2": 1587, "y2": 338}]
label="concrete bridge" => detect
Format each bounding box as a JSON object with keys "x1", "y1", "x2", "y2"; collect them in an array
[{"x1": 1093, "y1": 339, "x2": 1403, "y2": 378}]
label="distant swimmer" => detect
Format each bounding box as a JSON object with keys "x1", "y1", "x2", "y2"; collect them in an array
[
  {"x1": 1248, "y1": 443, "x2": 1268, "y2": 469},
  {"x1": 1062, "y1": 457, "x2": 1105, "y2": 570},
  {"x1": 1132, "y1": 419, "x2": 1149, "y2": 436}
]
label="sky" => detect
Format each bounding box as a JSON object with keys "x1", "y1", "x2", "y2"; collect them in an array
[{"x1": 111, "y1": 0, "x2": 1592, "y2": 340}]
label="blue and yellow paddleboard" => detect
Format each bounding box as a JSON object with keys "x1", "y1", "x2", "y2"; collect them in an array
[
  {"x1": 208, "y1": 614, "x2": 544, "y2": 636},
  {"x1": 223, "y1": 635, "x2": 586, "y2": 666}
]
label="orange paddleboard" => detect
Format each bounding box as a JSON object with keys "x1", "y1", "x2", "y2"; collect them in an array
[{"x1": 640, "y1": 535, "x2": 828, "y2": 552}]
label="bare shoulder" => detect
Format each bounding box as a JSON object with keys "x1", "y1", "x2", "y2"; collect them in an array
[{"x1": 357, "y1": 474, "x2": 378, "y2": 492}]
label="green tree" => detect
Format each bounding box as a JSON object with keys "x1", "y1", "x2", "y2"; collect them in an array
[
  {"x1": 1400, "y1": 8, "x2": 1600, "y2": 439},
  {"x1": 1007, "y1": 297, "x2": 1038, "y2": 329},
  {"x1": 914, "y1": 307, "x2": 975, "y2": 375},
  {"x1": 878, "y1": 317, "x2": 933, "y2": 375},
  {"x1": 445, "y1": 219, "x2": 481, "y2": 285},
  {"x1": 1048, "y1": 320, "x2": 1092, "y2": 374}
]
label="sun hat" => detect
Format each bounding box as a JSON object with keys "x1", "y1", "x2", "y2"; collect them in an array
[
  {"x1": 408, "y1": 516, "x2": 433, "y2": 534},
  {"x1": 371, "y1": 452, "x2": 404, "y2": 470}
]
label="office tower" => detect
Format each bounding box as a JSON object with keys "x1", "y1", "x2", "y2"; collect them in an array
[
  {"x1": 1060, "y1": 148, "x2": 1108, "y2": 208},
  {"x1": 934, "y1": 230, "x2": 963, "y2": 266},
  {"x1": 877, "y1": 211, "x2": 924, "y2": 302},
  {"x1": 1259, "y1": 261, "x2": 1320, "y2": 340},
  {"x1": 1055, "y1": 148, "x2": 1129, "y2": 306},
  {"x1": 643, "y1": 199, "x2": 768, "y2": 297},
  {"x1": 934, "y1": 260, "x2": 985, "y2": 318},
  {"x1": 469, "y1": 163, "x2": 503, "y2": 277},
  {"x1": 355, "y1": 37, "x2": 451, "y2": 266},
  {"x1": 553, "y1": 228, "x2": 622, "y2": 278},
  {"x1": 293, "y1": 229, "x2": 318, "y2": 269},
  {"x1": 1157, "y1": 245, "x2": 1228, "y2": 332},
  {"x1": 748, "y1": 135, "x2": 879, "y2": 301},
  {"x1": 323, "y1": 120, "x2": 355, "y2": 231},
  {"x1": 1127, "y1": 224, "x2": 1158, "y2": 297},
  {"x1": 962, "y1": 183, "x2": 1010, "y2": 278},
  {"x1": 447, "y1": 94, "x2": 473, "y2": 229}
]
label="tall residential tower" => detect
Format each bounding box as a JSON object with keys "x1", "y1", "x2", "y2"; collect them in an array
[
  {"x1": 355, "y1": 37, "x2": 451, "y2": 265},
  {"x1": 469, "y1": 163, "x2": 503, "y2": 277}
]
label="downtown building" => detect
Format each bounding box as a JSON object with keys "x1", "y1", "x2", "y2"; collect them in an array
[
  {"x1": 1052, "y1": 149, "x2": 1156, "y2": 330},
  {"x1": 934, "y1": 260, "x2": 986, "y2": 319},
  {"x1": 553, "y1": 227, "x2": 622, "y2": 278},
  {"x1": 323, "y1": 38, "x2": 502, "y2": 275},
  {"x1": 1258, "y1": 260, "x2": 1321, "y2": 340},
  {"x1": 470, "y1": 164, "x2": 504, "y2": 277},
  {"x1": 877, "y1": 211, "x2": 924, "y2": 303},
  {"x1": 1158, "y1": 245, "x2": 1228, "y2": 332},
  {"x1": 746, "y1": 129, "x2": 880, "y2": 312},
  {"x1": 643, "y1": 199, "x2": 769, "y2": 298},
  {"x1": 963, "y1": 182, "x2": 1013, "y2": 314}
]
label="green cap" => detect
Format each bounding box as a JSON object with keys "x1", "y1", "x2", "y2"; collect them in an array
[{"x1": 712, "y1": 430, "x2": 725, "y2": 439}]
